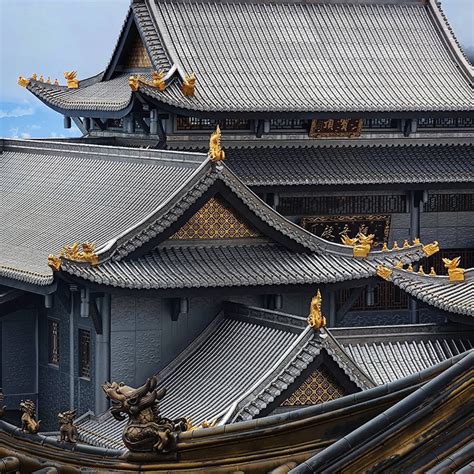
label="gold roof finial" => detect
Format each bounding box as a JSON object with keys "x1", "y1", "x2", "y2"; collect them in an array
[
  {"x1": 423, "y1": 241, "x2": 440, "y2": 257},
  {"x1": 430, "y1": 267, "x2": 437, "y2": 276},
  {"x1": 395, "y1": 260, "x2": 404, "y2": 269},
  {"x1": 18, "y1": 76, "x2": 30, "y2": 88},
  {"x1": 443, "y1": 257, "x2": 464, "y2": 282},
  {"x1": 152, "y1": 71, "x2": 166, "y2": 91},
  {"x1": 182, "y1": 72, "x2": 196, "y2": 97},
  {"x1": 209, "y1": 125, "x2": 225, "y2": 163},
  {"x1": 353, "y1": 233, "x2": 374, "y2": 258},
  {"x1": 407, "y1": 263, "x2": 414, "y2": 272},
  {"x1": 54, "y1": 78, "x2": 59, "y2": 85},
  {"x1": 128, "y1": 75, "x2": 140, "y2": 91},
  {"x1": 64, "y1": 71, "x2": 79, "y2": 89},
  {"x1": 341, "y1": 234, "x2": 358, "y2": 247},
  {"x1": 307, "y1": 289, "x2": 326, "y2": 329},
  {"x1": 48, "y1": 242, "x2": 99, "y2": 271},
  {"x1": 413, "y1": 237, "x2": 421, "y2": 245},
  {"x1": 48, "y1": 255, "x2": 62, "y2": 272},
  {"x1": 403, "y1": 239, "x2": 410, "y2": 249},
  {"x1": 418, "y1": 265, "x2": 425, "y2": 275},
  {"x1": 392, "y1": 241, "x2": 399, "y2": 250},
  {"x1": 39, "y1": 75, "x2": 44, "y2": 82},
  {"x1": 46, "y1": 77, "x2": 51, "y2": 84},
  {"x1": 377, "y1": 265, "x2": 392, "y2": 280},
  {"x1": 382, "y1": 242, "x2": 389, "y2": 252},
  {"x1": 31, "y1": 73, "x2": 37, "y2": 80}
]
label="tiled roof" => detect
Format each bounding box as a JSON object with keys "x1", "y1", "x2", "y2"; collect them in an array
[
  {"x1": 62, "y1": 242, "x2": 378, "y2": 290},
  {"x1": 333, "y1": 324, "x2": 474, "y2": 384},
  {"x1": 385, "y1": 268, "x2": 474, "y2": 317},
  {"x1": 77, "y1": 305, "x2": 305, "y2": 448},
  {"x1": 0, "y1": 139, "x2": 203, "y2": 286},
  {"x1": 225, "y1": 143, "x2": 474, "y2": 187},
  {"x1": 230, "y1": 326, "x2": 375, "y2": 423},
  {"x1": 27, "y1": 74, "x2": 133, "y2": 114},
  {"x1": 23, "y1": 0, "x2": 473, "y2": 115}
]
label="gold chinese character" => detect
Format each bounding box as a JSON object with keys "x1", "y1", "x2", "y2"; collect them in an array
[
  {"x1": 321, "y1": 225, "x2": 335, "y2": 240},
  {"x1": 338, "y1": 224, "x2": 350, "y2": 236},
  {"x1": 358, "y1": 224, "x2": 368, "y2": 235},
  {"x1": 340, "y1": 119, "x2": 350, "y2": 131},
  {"x1": 323, "y1": 119, "x2": 334, "y2": 130}
]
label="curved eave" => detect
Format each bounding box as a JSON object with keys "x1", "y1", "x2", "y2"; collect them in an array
[
  {"x1": 25, "y1": 79, "x2": 135, "y2": 119},
  {"x1": 388, "y1": 268, "x2": 474, "y2": 317}
]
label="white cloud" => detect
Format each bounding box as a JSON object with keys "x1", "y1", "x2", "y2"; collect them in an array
[
  {"x1": 50, "y1": 132, "x2": 65, "y2": 138},
  {"x1": 29, "y1": 124, "x2": 41, "y2": 130},
  {"x1": 0, "y1": 106, "x2": 34, "y2": 119},
  {"x1": 21, "y1": 132, "x2": 31, "y2": 139}
]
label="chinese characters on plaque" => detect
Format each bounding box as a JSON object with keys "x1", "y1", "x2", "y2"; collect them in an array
[
  {"x1": 301, "y1": 215, "x2": 391, "y2": 248},
  {"x1": 309, "y1": 119, "x2": 363, "y2": 138}
]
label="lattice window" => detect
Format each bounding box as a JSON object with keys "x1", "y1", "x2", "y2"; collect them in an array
[
  {"x1": 418, "y1": 117, "x2": 473, "y2": 128},
  {"x1": 277, "y1": 195, "x2": 407, "y2": 216},
  {"x1": 362, "y1": 118, "x2": 397, "y2": 129},
  {"x1": 176, "y1": 117, "x2": 251, "y2": 131},
  {"x1": 48, "y1": 319, "x2": 60, "y2": 366},
  {"x1": 79, "y1": 329, "x2": 91, "y2": 379},
  {"x1": 282, "y1": 366, "x2": 346, "y2": 406},
  {"x1": 169, "y1": 197, "x2": 260, "y2": 240},
  {"x1": 337, "y1": 281, "x2": 409, "y2": 311},
  {"x1": 270, "y1": 118, "x2": 308, "y2": 130},
  {"x1": 423, "y1": 193, "x2": 474, "y2": 212}
]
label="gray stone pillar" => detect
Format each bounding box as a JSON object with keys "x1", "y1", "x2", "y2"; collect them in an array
[
  {"x1": 69, "y1": 290, "x2": 76, "y2": 410},
  {"x1": 83, "y1": 117, "x2": 91, "y2": 132},
  {"x1": 95, "y1": 294, "x2": 111, "y2": 414},
  {"x1": 410, "y1": 298, "x2": 419, "y2": 324},
  {"x1": 410, "y1": 191, "x2": 421, "y2": 242},
  {"x1": 150, "y1": 109, "x2": 158, "y2": 135},
  {"x1": 64, "y1": 116, "x2": 71, "y2": 129}
]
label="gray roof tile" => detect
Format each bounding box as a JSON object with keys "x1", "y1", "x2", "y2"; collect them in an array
[{"x1": 225, "y1": 143, "x2": 474, "y2": 187}]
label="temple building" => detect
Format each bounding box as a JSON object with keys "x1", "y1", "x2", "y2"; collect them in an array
[{"x1": 1, "y1": 0, "x2": 473, "y2": 471}]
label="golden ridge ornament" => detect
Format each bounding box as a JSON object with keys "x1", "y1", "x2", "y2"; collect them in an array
[
  {"x1": 443, "y1": 257, "x2": 464, "y2": 282},
  {"x1": 209, "y1": 126, "x2": 225, "y2": 162},
  {"x1": 64, "y1": 71, "x2": 79, "y2": 89},
  {"x1": 152, "y1": 71, "x2": 166, "y2": 91},
  {"x1": 307, "y1": 289, "x2": 326, "y2": 329},
  {"x1": 376, "y1": 265, "x2": 392, "y2": 280},
  {"x1": 129, "y1": 75, "x2": 140, "y2": 91},
  {"x1": 423, "y1": 241, "x2": 439, "y2": 257},
  {"x1": 18, "y1": 76, "x2": 30, "y2": 88},
  {"x1": 182, "y1": 73, "x2": 196, "y2": 97}
]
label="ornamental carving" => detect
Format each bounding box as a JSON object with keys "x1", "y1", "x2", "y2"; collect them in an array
[
  {"x1": 20, "y1": 400, "x2": 40, "y2": 434},
  {"x1": 309, "y1": 118, "x2": 362, "y2": 138},
  {"x1": 102, "y1": 377, "x2": 188, "y2": 453},
  {"x1": 282, "y1": 366, "x2": 346, "y2": 406},
  {"x1": 182, "y1": 73, "x2": 196, "y2": 97},
  {"x1": 209, "y1": 126, "x2": 225, "y2": 162},
  {"x1": 58, "y1": 409, "x2": 78, "y2": 443},
  {"x1": 307, "y1": 289, "x2": 326, "y2": 329},
  {"x1": 64, "y1": 71, "x2": 78, "y2": 89},
  {"x1": 169, "y1": 197, "x2": 260, "y2": 240},
  {"x1": 443, "y1": 257, "x2": 464, "y2": 282}
]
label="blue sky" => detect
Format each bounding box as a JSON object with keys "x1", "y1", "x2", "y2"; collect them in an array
[{"x1": 0, "y1": 0, "x2": 472, "y2": 139}]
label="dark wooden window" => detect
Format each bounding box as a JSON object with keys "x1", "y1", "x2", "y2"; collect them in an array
[
  {"x1": 78, "y1": 329, "x2": 91, "y2": 378},
  {"x1": 362, "y1": 118, "x2": 397, "y2": 129},
  {"x1": 176, "y1": 117, "x2": 251, "y2": 131},
  {"x1": 270, "y1": 118, "x2": 308, "y2": 130},
  {"x1": 418, "y1": 117, "x2": 473, "y2": 128},
  {"x1": 106, "y1": 118, "x2": 123, "y2": 129},
  {"x1": 423, "y1": 193, "x2": 474, "y2": 212},
  {"x1": 277, "y1": 195, "x2": 407, "y2": 216},
  {"x1": 48, "y1": 319, "x2": 60, "y2": 366},
  {"x1": 337, "y1": 282, "x2": 409, "y2": 312}
]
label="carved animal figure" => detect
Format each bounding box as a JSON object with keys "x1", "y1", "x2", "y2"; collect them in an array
[
  {"x1": 20, "y1": 400, "x2": 40, "y2": 434},
  {"x1": 307, "y1": 289, "x2": 326, "y2": 329},
  {"x1": 64, "y1": 71, "x2": 79, "y2": 88},
  {"x1": 58, "y1": 409, "x2": 78, "y2": 443},
  {"x1": 102, "y1": 377, "x2": 188, "y2": 453},
  {"x1": 209, "y1": 125, "x2": 225, "y2": 162},
  {"x1": 442, "y1": 256, "x2": 461, "y2": 270},
  {"x1": 0, "y1": 391, "x2": 6, "y2": 418},
  {"x1": 182, "y1": 73, "x2": 196, "y2": 97},
  {"x1": 341, "y1": 234, "x2": 358, "y2": 246}
]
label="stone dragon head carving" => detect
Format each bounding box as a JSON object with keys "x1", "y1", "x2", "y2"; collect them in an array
[{"x1": 102, "y1": 376, "x2": 188, "y2": 453}]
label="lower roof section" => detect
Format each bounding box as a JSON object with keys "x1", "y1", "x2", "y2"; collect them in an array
[
  {"x1": 225, "y1": 142, "x2": 474, "y2": 188},
  {"x1": 62, "y1": 242, "x2": 378, "y2": 290}
]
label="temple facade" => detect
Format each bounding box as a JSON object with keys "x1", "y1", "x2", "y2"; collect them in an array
[{"x1": 1, "y1": 0, "x2": 473, "y2": 471}]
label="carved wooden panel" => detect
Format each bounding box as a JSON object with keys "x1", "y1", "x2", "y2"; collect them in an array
[
  {"x1": 309, "y1": 119, "x2": 362, "y2": 138},
  {"x1": 301, "y1": 215, "x2": 391, "y2": 248},
  {"x1": 122, "y1": 31, "x2": 152, "y2": 69},
  {"x1": 170, "y1": 197, "x2": 260, "y2": 240},
  {"x1": 281, "y1": 366, "x2": 346, "y2": 406}
]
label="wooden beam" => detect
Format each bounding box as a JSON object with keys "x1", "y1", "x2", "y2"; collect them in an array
[{"x1": 71, "y1": 117, "x2": 88, "y2": 135}]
